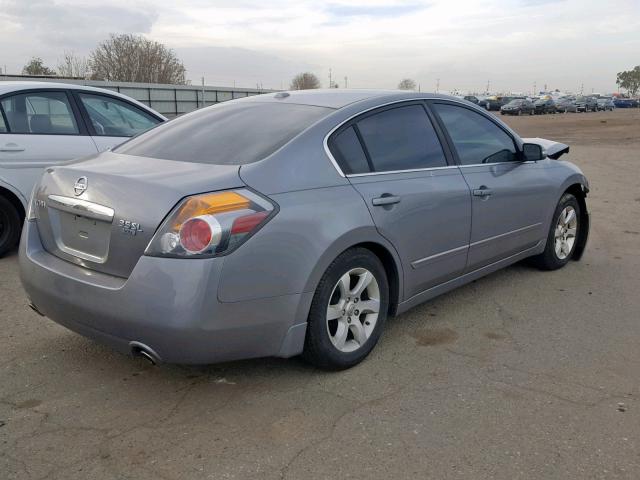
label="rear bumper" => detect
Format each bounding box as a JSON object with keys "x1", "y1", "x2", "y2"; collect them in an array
[{"x1": 19, "y1": 221, "x2": 311, "y2": 364}]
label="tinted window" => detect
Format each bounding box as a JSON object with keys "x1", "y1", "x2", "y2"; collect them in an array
[
  {"x1": 78, "y1": 93, "x2": 159, "y2": 137},
  {"x1": 0, "y1": 108, "x2": 6, "y2": 133},
  {"x1": 117, "y1": 102, "x2": 332, "y2": 165},
  {"x1": 356, "y1": 105, "x2": 446, "y2": 172},
  {"x1": 433, "y1": 104, "x2": 517, "y2": 165},
  {"x1": 330, "y1": 126, "x2": 370, "y2": 174},
  {"x1": 1, "y1": 91, "x2": 79, "y2": 134}
]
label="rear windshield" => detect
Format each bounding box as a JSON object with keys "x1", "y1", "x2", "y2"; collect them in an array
[{"x1": 115, "y1": 102, "x2": 333, "y2": 165}]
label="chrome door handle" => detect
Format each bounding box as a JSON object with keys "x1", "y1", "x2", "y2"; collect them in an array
[
  {"x1": 472, "y1": 187, "x2": 493, "y2": 197},
  {"x1": 372, "y1": 195, "x2": 401, "y2": 206}
]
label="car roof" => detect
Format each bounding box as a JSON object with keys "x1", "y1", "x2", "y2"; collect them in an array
[
  {"x1": 0, "y1": 81, "x2": 167, "y2": 119},
  {"x1": 240, "y1": 89, "x2": 458, "y2": 109}
]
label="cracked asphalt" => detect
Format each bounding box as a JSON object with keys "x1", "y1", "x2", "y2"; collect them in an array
[{"x1": 1, "y1": 109, "x2": 639, "y2": 479}]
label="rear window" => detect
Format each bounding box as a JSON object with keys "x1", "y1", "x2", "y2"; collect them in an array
[{"x1": 115, "y1": 102, "x2": 332, "y2": 165}]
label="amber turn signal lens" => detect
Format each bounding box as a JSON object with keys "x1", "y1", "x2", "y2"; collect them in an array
[{"x1": 174, "y1": 191, "x2": 250, "y2": 228}]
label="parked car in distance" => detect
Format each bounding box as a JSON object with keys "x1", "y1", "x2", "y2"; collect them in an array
[
  {"x1": 556, "y1": 96, "x2": 578, "y2": 113},
  {"x1": 574, "y1": 95, "x2": 598, "y2": 112},
  {"x1": 463, "y1": 95, "x2": 479, "y2": 104},
  {"x1": 500, "y1": 98, "x2": 535, "y2": 115},
  {"x1": 478, "y1": 96, "x2": 506, "y2": 111},
  {"x1": 0, "y1": 82, "x2": 166, "y2": 256},
  {"x1": 534, "y1": 98, "x2": 557, "y2": 114},
  {"x1": 20, "y1": 90, "x2": 590, "y2": 370},
  {"x1": 596, "y1": 98, "x2": 615, "y2": 111},
  {"x1": 613, "y1": 97, "x2": 639, "y2": 108}
]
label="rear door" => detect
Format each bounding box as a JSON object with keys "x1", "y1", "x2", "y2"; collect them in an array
[
  {"x1": 430, "y1": 101, "x2": 553, "y2": 272},
  {"x1": 0, "y1": 89, "x2": 97, "y2": 201},
  {"x1": 328, "y1": 102, "x2": 471, "y2": 299},
  {"x1": 72, "y1": 91, "x2": 162, "y2": 152}
]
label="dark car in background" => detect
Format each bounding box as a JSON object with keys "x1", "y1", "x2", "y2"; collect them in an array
[
  {"x1": 500, "y1": 98, "x2": 535, "y2": 115},
  {"x1": 613, "y1": 98, "x2": 639, "y2": 108},
  {"x1": 596, "y1": 98, "x2": 615, "y2": 111},
  {"x1": 574, "y1": 96, "x2": 598, "y2": 112},
  {"x1": 478, "y1": 96, "x2": 506, "y2": 111},
  {"x1": 556, "y1": 97, "x2": 577, "y2": 113},
  {"x1": 463, "y1": 95, "x2": 479, "y2": 104},
  {"x1": 534, "y1": 98, "x2": 557, "y2": 114}
]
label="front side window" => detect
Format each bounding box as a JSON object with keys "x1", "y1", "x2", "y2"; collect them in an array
[
  {"x1": 0, "y1": 91, "x2": 79, "y2": 134},
  {"x1": 78, "y1": 93, "x2": 160, "y2": 137},
  {"x1": 433, "y1": 103, "x2": 517, "y2": 165},
  {"x1": 355, "y1": 104, "x2": 447, "y2": 172}
]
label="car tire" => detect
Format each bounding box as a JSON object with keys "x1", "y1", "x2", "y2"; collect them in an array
[
  {"x1": 303, "y1": 247, "x2": 389, "y2": 370},
  {"x1": 0, "y1": 196, "x2": 22, "y2": 257},
  {"x1": 530, "y1": 193, "x2": 581, "y2": 271}
]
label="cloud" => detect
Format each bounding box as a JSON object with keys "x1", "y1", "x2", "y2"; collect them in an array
[{"x1": 324, "y1": 3, "x2": 426, "y2": 18}]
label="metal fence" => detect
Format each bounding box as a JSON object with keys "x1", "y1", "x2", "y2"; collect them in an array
[{"x1": 0, "y1": 75, "x2": 275, "y2": 117}]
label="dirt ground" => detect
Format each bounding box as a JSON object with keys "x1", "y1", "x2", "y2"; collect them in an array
[{"x1": 1, "y1": 109, "x2": 639, "y2": 479}]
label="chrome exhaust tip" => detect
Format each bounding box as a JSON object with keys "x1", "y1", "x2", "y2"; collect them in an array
[{"x1": 129, "y1": 341, "x2": 161, "y2": 365}]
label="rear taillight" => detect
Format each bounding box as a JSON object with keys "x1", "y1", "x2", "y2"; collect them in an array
[{"x1": 145, "y1": 189, "x2": 276, "y2": 258}]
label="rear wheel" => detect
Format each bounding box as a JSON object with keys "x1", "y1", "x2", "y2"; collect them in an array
[
  {"x1": 303, "y1": 248, "x2": 389, "y2": 370},
  {"x1": 0, "y1": 196, "x2": 21, "y2": 257},
  {"x1": 531, "y1": 193, "x2": 580, "y2": 270}
]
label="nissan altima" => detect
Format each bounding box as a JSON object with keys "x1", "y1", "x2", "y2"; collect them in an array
[{"x1": 19, "y1": 90, "x2": 590, "y2": 370}]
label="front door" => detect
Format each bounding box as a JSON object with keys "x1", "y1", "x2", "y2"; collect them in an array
[
  {"x1": 430, "y1": 101, "x2": 553, "y2": 272},
  {"x1": 327, "y1": 102, "x2": 472, "y2": 299}
]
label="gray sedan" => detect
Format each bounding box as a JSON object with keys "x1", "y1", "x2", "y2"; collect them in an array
[{"x1": 19, "y1": 90, "x2": 590, "y2": 369}]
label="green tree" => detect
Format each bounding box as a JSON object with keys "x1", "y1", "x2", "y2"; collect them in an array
[
  {"x1": 22, "y1": 57, "x2": 56, "y2": 76},
  {"x1": 616, "y1": 66, "x2": 640, "y2": 96}
]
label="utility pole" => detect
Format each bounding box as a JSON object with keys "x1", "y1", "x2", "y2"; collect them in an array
[
  {"x1": 344, "y1": 76, "x2": 348, "y2": 89},
  {"x1": 436, "y1": 78, "x2": 440, "y2": 93},
  {"x1": 533, "y1": 81, "x2": 537, "y2": 96},
  {"x1": 201, "y1": 76, "x2": 205, "y2": 108},
  {"x1": 329, "y1": 68, "x2": 333, "y2": 88},
  {"x1": 486, "y1": 80, "x2": 491, "y2": 94}
]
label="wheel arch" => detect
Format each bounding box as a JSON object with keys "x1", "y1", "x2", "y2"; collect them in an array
[
  {"x1": 0, "y1": 184, "x2": 26, "y2": 222},
  {"x1": 562, "y1": 182, "x2": 589, "y2": 260}
]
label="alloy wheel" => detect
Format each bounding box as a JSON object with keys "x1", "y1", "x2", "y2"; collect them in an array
[
  {"x1": 554, "y1": 206, "x2": 578, "y2": 260},
  {"x1": 326, "y1": 267, "x2": 380, "y2": 353}
]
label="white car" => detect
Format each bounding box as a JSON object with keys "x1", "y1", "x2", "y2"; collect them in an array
[{"x1": 0, "y1": 82, "x2": 166, "y2": 255}]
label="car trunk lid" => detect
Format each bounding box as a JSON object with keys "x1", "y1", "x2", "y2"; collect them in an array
[{"x1": 32, "y1": 152, "x2": 244, "y2": 278}]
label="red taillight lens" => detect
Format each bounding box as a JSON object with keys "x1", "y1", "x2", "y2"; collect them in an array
[
  {"x1": 180, "y1": 218, "x2": 212, "y2": 253},
  {"x1": 231, "y1": 211, "x2": 270, "y2": 235}
]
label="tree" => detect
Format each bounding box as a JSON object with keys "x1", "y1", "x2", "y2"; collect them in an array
[
  {"x1": 616, "y1": 66, "x2": 640, "y2": 96},
  {"x1": 290, "y1": 72, "x2": 321, "y2": 90},
  {"x1": 22, "y1": 57, "x2": 56, "y2": 76},
  {"x1": 398, "y1": 78, "x2": 417, "y2": 90},
  {"x1": 57, "y1": 51, "x2": 90, "y2": 78},
  {"x1": 89, "y1": 34, "x2": 186, "y2": 84}
]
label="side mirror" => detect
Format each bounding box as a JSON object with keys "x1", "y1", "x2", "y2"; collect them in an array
[{"x1": 522, "y1": 143, "x2": 545, "y2": 161}]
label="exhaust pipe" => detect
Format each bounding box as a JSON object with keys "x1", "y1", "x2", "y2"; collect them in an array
[{"x1": 129, "y1": 341, "x2": 161, "y2": 366}]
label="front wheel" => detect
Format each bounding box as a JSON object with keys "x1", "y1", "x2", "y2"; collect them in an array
[
  {"x1": 303, "y1": 248, "x2": 389, "y2": 370},
  {"x1": 530, "y1": 193, "x2": 580, "y2": 270}
]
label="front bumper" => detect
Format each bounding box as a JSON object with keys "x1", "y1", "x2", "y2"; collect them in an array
[{"x1": 19, "y1": 221, "x2": 311, "y2": 364}]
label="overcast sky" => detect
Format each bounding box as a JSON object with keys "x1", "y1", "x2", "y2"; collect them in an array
[{"x1": 1, "y1": 0, "x2": 638, "y2": 93}]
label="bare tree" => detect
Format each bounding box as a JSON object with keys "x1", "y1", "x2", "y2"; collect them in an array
[
  {"x1": 57, "y1": 51, "x2": 90, "y2": 78},
  {"x1": 290, "y1": 72, "x2": 321, "y2": 90},
  {"x1": 22, "y1": 57, "x2": 56, "y2": 76},
  {"x1": 398, "y1": 78, "x2": 417, "y2": 90},
  {"x1": 89, "y1": 34, "x2": 186, "y2": 84}
]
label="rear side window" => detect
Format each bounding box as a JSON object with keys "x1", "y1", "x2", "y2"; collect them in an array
[
  {"x1": 0, "y1": 91, "x2": 79, "y2": 134},
  {"x1": 0, "y1": 109, "x2": 6, "y2": 132},
  {"x1": 116, "y1": 102, "x2": 332, "y2": 165},
  {"x1": 433, "y1": 103, "x2": 517, "y2": 165},
  {"x1": 78, "y1": 93, "x2": 159, "y2": 137},
  {"x1": 356, "y1": 105, "x2": 447, "y2": 172},
  {"x1": 329, "y1": 126, "x2": 370, "y2": 174}
]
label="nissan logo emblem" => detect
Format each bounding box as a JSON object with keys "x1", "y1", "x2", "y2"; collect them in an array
[{"x1": 74, "y1": 176, "x2": 88, "y2": 196}]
